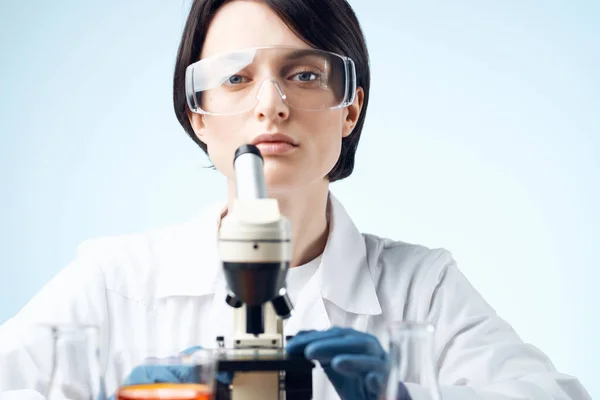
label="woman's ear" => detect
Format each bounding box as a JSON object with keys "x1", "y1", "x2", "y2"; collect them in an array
[
  {"x1": 342, "y1": 87, "x2": 364, "y2": 138},
  {"x1": 187, "y1": 109, "x2": 208, "y2": 144}
]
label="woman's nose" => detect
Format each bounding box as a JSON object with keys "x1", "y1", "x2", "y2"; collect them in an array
[{"x1": 253, "y1": 79, "x2": 290, "y2": 121}]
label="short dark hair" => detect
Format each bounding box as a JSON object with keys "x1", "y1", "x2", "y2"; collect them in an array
[{"x1": 172, "y1": 0, "x2": 370, "y2": 182}]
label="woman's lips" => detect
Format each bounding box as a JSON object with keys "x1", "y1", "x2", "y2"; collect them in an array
[{"x1": 255, "y1": 141, "x2": 298, "y2": 155}]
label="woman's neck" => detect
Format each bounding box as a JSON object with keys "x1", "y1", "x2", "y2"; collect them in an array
[{"x1": 226, "y1": 179, "x2": 330, "y2": 268}]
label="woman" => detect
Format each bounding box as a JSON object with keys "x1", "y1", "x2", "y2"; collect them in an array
[{"x1": 0, "y1": 0, "x2": 590, "y2": 399}]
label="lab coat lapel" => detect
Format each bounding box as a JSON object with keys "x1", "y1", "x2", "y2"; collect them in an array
[
  {"x1": 286, "y1": 193, "x2": 383, "y2": 334},
  {"x1": 318, "y1": 194, "x2": 382, "y2": 319},
  {"x1": 286, "y1": 193, "x2": 383, "y2": 333}
]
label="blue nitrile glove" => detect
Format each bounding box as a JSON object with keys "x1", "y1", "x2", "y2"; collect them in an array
[{"x1": 286, "y1": 327, "x2": 390, "y2": 400}]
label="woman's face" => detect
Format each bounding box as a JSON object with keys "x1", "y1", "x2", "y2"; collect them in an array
[{"x1": 188, "y1": 0, "x2": 363, "y2": 194}]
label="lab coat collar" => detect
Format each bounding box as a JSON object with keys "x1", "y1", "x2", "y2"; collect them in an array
[{"x1": 156, "y1": 193, "x2": 383, "y2": 316}]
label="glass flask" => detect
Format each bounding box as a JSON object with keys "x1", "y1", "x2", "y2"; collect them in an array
[
  {"x1": 381, "y1": 322, "x2": 441, "y2": 400},
  {"x1": 28, "y1": 324, "x2": 106, "y2": 400},
  {"x1": 112, "y1": 348, "x2": 218, "y2": 400}
]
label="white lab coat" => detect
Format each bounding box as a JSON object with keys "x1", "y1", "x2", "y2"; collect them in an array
[{"x1": 0, "y1": 194, "x2": 590, "y2": 400}]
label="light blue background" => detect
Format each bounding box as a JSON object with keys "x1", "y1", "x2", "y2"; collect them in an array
[{"x1": 1, "y1": 0, "x2": 598, "y2": 396}]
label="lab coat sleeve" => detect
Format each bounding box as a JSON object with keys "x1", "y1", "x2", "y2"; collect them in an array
[
  {"x1": 0, "y1": 241, "x2": 110, "y2": 394},
  {"x1": 414, "y1": 249, "x2": 591, "y2": 400}
]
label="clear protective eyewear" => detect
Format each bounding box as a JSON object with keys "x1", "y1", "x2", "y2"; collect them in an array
[{"x1": 185, "y1": 46, "x2": 357, "y2": 116}]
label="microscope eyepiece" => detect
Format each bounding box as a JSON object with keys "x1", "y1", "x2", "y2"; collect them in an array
[{"x1": 234, "y1": 144, "x2": 263, "y2": 162}]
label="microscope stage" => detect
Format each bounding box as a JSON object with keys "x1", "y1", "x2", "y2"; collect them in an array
[{"x1": 216, "y1": 348, "x2": 314, "y2": 372}]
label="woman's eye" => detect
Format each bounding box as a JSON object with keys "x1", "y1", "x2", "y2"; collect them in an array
[
  {"x1": 292, "y1": 71, "x2": 319, "y2": 82},
  {"x1": 226, "y1": 75, "x2": 246, "y2": 84}
]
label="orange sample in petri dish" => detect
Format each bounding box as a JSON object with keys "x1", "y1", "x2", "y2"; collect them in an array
[{"x1": 117, "y1": 383, "x2": 213, "y2": 400}]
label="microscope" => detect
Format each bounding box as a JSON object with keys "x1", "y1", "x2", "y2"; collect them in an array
[{"x1": 215, "y1": 144, "x2": 315, "y2": 400}]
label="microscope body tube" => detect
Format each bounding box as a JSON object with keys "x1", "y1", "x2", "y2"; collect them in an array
[{"x1": 234, "y1": 145, "x2": 268, "y2": 200}]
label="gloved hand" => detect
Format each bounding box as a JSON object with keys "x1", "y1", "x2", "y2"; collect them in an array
[{"x1": 286, "y1": 327, "x2": 390, "y2": 400}]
